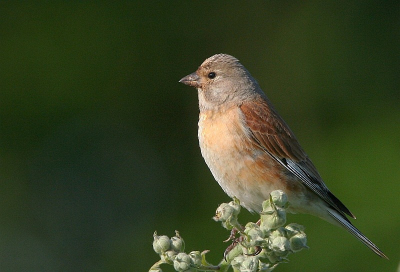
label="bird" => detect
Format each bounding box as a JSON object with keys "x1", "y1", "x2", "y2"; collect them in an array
[{"x1": 179, "y1": 53, "x2": 387, "y2": 259}]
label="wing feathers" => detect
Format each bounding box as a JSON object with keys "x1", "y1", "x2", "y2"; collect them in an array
[{"x1": 240, "y1": 100, "x2": 355, "y2": 219}]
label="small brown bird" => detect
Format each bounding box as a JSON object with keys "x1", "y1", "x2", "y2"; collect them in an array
[{"x1": 179, "y1": 53, "x2": 387, "y2": 259}]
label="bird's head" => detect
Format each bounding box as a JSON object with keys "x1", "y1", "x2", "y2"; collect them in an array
[{"x1": 180, "y1": 54, "x2": 263, "y2": 111}]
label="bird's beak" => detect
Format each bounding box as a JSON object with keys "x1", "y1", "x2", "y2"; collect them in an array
[{"x1": 179, "y1": 72, "x2": 201, "y2": 88}]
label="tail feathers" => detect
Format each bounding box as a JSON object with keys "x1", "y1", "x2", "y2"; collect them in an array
[{"x1": 327, "y1": 209, "x2": 388, "y2": 259}]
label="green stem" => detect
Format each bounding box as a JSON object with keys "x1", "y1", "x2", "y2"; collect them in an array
[{"x1": 149, "y1": 259, "x2": 165, "y2": 271}]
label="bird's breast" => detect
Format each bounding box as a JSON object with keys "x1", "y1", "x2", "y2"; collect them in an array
[
  {"x1": 198, "y1": 106, "x2": 248, "y2": 160},
  {"x1": 198, "y1": 106, "x2": 294, "y2": 212}
]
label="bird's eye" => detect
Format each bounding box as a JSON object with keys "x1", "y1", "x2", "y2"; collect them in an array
[{"x1": 208, "y1": 72, "x2": 216, "y2": 79}]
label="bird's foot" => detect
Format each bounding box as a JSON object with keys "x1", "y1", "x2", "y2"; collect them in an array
[
  {"x1": 223, "y1": 236, "x2": 242, "y2": 260},
  {"x1": 223, "y1": 227, "x2": 239, "y2": 242},
  {"x1": 245, "y1": 245, "x2": 262, "y2": 256}
]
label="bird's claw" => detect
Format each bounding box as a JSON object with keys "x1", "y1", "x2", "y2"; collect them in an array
[
  {"x1": 223, "y1": 228, "x2": 239, "y2": 242},
  {"x1": 245, "y1": 245, "x2": 262, "y2": 256},
  {"x1": 223, "y1": 239, "x2": 238, "y2": 261}
]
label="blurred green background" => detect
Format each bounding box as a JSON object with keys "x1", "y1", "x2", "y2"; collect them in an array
[{"x1": 0, "y1": 1, "x2": 399, "y2": 271}]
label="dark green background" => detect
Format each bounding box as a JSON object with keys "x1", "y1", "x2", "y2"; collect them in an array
[{"x1": 0, "y1": 2, "x2": 399, "y2": 271}]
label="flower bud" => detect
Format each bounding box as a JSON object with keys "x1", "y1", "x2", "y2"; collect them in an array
[
  {"x1": 260, "y1": 207, "x2": 286, "y2": 232},
  {"x1": 268, "y1": 228, "x2": 287, "y2": 240},
  {"x1": 289, "y1": 232, "x2": 308, "y2": 252},
  {"x1": 214, "y1": 203, "x2": 231, "y2": 222},
  {"x1": 270, "y1": 190, "x2": 288, "y2": 208},
  {"x1": 264, "y1": 251, "x2": 280, "y2": 264},
  {"x1": 270, "y1": 236, "x2": 290, "y2": 257},
  {"x1": 244, "y1": 222, "x2": 265, "y2": 247},
  {"x1": 160, "y1": 250, "x2": 177, "y2": 263},
  {"x1": 260, "y1": 192, "x2": 287, "y2": 232},
  {"x1": 231, "y1": 255, "x2": 245, "y2": 271},
  {"x1": 214, "y1": 200, "x2": 240, "y2": 221},
  {"x1": 153, "y1": 232, "x2": 171, "y2": 254},
  {"x1": 232, "y1": 255, "x2": 259, "y2": 272},
  {"x1": 188, "y1": 251, "x2": 202, "y2": 267},
  {"x1": 213, "y1": 200, "x2": 241, "y2": 230},
  {"x1": 171, "y1": 231, "x2": 185, "y2": 252},
  {"x1": 241, "y1": 256, "x2": 259, "y2": 272},
  {"x1": 173, "y1": 252, "x2": 192, "y2": 271},
  {"x1": 285, "y1": 223, "x2": 304, "y2": 238}
]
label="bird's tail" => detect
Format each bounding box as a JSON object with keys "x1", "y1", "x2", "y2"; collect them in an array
[{"x1": 327, "y1": 208, "x2": 388, "y2": 259}]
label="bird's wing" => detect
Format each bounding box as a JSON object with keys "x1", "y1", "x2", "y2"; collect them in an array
[{"x1": 240, "y1": 99, "x2": 355, "y2": 219}]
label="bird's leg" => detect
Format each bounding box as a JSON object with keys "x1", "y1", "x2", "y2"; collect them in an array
[
  {"x1": 223, "y1": 221, "x2": 264, "y2": 260},
  {"x1": 223, "y1": 238, "x2": 238, "y2": 260},
  {"x1": 223, "y1": 227, "x2": 239, "y2": 242},
  {"x1": 223, "y1": 235, "x2": 263, "y2": 260},
  {"x1": 223, "y1": 225, "x2": 245, "y2": 260}
]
